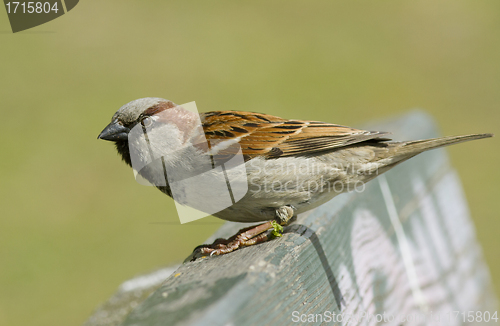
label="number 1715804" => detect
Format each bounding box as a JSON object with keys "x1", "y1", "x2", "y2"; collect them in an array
[
  {"x1": 5, "y1": 2, "x2": 59, "y2": 14},
  {"x1": 446, "y1": 311, "x2": 498, "y2": 323}
]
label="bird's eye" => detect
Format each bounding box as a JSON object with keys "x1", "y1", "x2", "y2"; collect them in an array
[{"x1": 141, "y1": 116, "x2": 153, "y2": 127}]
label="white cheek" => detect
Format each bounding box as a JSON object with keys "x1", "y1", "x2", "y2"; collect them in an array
[
  {"x1": 147, "y1": 124, "x2": 184, "y2": 155},
  {"x1": 128, "y1": 121, "x2": 185, "y2": 171}
]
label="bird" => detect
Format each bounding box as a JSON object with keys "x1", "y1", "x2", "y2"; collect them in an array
[{"x1": 98, "y1": 97, "x2": 493, "y2": 256}]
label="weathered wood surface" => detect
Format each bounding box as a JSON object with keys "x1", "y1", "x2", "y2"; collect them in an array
[{"x1": 84, "y1": 111, "x2": 497, "y2": 326}]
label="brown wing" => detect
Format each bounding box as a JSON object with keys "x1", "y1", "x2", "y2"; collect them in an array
[{"x1": 200, "y1": 111, "x2": 391, "y2": 161}]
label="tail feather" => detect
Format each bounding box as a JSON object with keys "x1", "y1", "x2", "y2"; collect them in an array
[
  {"x1": 398, "y1": 133, "x2": 494, "y2": 155},
  {"x1": 377, "y1": 133, "x2": 494, "y2": 170},
  {"x1": 363, "y1": 133, "x2": 494, "y2": 178}
]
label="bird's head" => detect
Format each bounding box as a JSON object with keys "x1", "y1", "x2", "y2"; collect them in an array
[
  {"x1": 98, "y1": 97, "x2": 177, "y2": 141},
  {"x1": 98, "y1": 97, "x2": 203, "y2": 167}
]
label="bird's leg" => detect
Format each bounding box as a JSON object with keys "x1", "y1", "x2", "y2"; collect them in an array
[
  {"x1": 194, "y1": 205, "x2": 295, "y2": 257},
  {"x1": 197, "y1": 221, "x2": 274, "y2": 256},
  {"x1": 275, "y1": 205, "x2": 295, "y2": 225}
]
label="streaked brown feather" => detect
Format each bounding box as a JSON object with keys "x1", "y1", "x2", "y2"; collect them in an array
[{"x1": 199, "y1": 111, "x2": 391, "y2": 160}]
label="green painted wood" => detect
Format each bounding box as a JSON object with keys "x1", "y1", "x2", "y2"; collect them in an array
[{"x1": 84, "y1": 111, "x2": 497, "y2": 326}]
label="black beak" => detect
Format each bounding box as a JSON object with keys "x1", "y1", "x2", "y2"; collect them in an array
[{"x1": 98, "y1": 120, "x2": 130, "y2": 141}]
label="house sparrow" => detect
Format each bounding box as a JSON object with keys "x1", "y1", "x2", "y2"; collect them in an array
[{"x1": 98, "y1": 97, "x2": 493, "y2": 256}]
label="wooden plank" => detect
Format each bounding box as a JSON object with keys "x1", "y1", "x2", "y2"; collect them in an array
[{"x1": 84, "y1": 111, "x2": 497, "y2": 326}]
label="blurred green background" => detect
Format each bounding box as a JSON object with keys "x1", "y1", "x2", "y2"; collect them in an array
[{"x1": 1, "y1": 1, "x2": 499, "y2": 325}]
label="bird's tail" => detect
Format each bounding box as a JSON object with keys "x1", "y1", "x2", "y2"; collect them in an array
[
  {"x1": 376, "y1": 133, "x2": 494, "y2": 172},
  {"x1": 396, "y1": 133, "x2": 493, "y2": 156}
]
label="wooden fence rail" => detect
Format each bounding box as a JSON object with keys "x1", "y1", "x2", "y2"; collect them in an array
[{"x1": 84, "y1": 111, "x2": 497, "y2": 326}]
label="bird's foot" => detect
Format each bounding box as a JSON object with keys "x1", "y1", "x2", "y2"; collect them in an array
[
  {"x1": 191, "y1": 206, "x2": 295, "y2": 259},
  {"x1": 194, "y1": 221, "x2": 275, "y2": 257}
]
